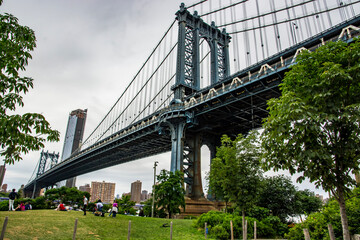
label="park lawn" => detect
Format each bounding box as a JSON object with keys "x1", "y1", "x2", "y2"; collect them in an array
[{"x1": 0, "y1": 210, "x2": 211, "y2": 240}]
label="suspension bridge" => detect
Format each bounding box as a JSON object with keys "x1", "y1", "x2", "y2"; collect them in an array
[{"x1": 24, "y1": 0, "x2": 360, "y2": 199}]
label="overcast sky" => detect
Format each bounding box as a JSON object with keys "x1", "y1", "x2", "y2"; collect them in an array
[{"x1": 1, "y1": 0, "x2": 329, "y2": 198}]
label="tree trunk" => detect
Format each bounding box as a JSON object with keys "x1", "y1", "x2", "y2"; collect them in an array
[
  {"x1": 338, "y1": 189, "x2": 350, "y2": 240},
  {"x1": 168, "y1": 206, "x2": 172, "y2": 219},
  {"x1": 242, "y1": 210, "x2": 246, "y2": 240}
]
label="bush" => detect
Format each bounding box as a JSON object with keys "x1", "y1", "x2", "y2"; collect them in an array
[
  {"x1": 285, "y1": 187, "x2": 360, "y2": 240},
  {"x1": 212, "y1": 225, "x2": 229, "y2": 240},
  {"x1": 195, "y1": 210, "x2": 288, "y2": 239},
  {"x1": 0, "y1": 201, "x2": 8, "y2": 211},
  {"x1": 196, "y1": 210, "x2": 227, "y2": 228}
]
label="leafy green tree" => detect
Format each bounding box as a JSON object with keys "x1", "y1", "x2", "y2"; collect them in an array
[
  {"x1": 261, "y1": 39, "x2": 360, "y2": 240},
  {"x1": 154, "y1": 169, "x2": 185, "y2": 219},
  {"x1": 44, "y1": 186, "x2": 89, "y2": 204},
  {"x1": 209, "y1": 131, "x2": 263, "y2": 240},
  {"x1": 0, "y1": 1, "x2": 60, "y2": 164},
  {"x1": 206, "y1": 153, "x2": 230, "y2": 211},
  {"x1": 286, "y1": 187, "x2": 360, "y2": 239},
  {"x1": 294, "y1": 189, "x2": 323, "y2": 221},
  {"x1": 115, "y1": 194, "x2": 136, "y2": 214},
  {"x1": 257, "y1": 175, "x2": 297, "y2": 222}
]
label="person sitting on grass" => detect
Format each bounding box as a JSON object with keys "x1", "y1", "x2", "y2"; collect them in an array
[
  {"x1": 24, "y1": 202, "x2": 32, "y2": 210},
  {"x1": 56, "y1": 202, "x2": 67, "y2": 211},
  {"x1": 14, "y1": 202, "x2": 25, "y2": 211}
]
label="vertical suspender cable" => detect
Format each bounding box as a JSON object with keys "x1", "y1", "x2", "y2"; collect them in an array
[
  {"x1": 316, "y1": 0, "x2": 326, "y2": 30},
  {"x1": 285, "y1": 0, "x2": 296, "y2": 46},
  {"x1": 337, "y1": 0, "x2": 346, "y2": 21},
  {"x1": 252, "y1": 19, "x2": 259, "y2": 63},
  {"x1": 313, "y1": 0, "x2": 324, "y2": 32},
  {"x1": 243, "y1": 3, "x2": 251, "y2": 67},
  {"x1": 298, "y1": 0, "x2": 311, "y2": 38},
  {"x1": 230, "y1": 0, "x2": 239, "y2": 70},
  {"x1": 255, "y1": 0, "x2": 265, "y2": 59},
  {"x1": 323, "y1": 0, "x2": 333, "y2": 26},
  {"x1": 348, "y1": 0, "x2": 356, "y2": 17},
  {"x1": 262, "y1": 0, "x2": 270, "y2": 58},
  {"x1": 270, "y1": 0, "x2": 281, "y2": 53},
  {"x1": 219, "y1": 0, "x2": 223, "y2": 26},
  {"x1": 343, "y1": 0, "x2": 351, "y2": 19},
  {"x1": 299, "y1": 1, "x2": 307, "y2": 40}
]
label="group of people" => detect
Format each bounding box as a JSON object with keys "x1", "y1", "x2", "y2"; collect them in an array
[
  {"x1": 88, "y1": 198, "x2": 118, "y2": 218},
  {"x1": 8, "y1": 189, "x2": 118, "y2": 217},
  {"x1": 8, "y1": 189, "x2": 32, "y2": 211}
]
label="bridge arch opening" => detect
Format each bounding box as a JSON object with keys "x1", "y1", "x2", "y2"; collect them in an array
[
  {"x1": 199, "y1": 37, "x2": 212, "y2": 89},
  {"x1": 200, "y1": 145, "x2": 211, "y2": 196}
]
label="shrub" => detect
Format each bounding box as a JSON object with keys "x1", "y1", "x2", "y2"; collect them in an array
[
  {"x1": 285, "y1": 188, "x2": 360, "y2": 239},
  {"x1": 212, "y1": 225, "x2": 229, "y2": 240},
  {"x1": 0, "y1": 201, "x2": 8, "y2": 211},
  {"x1": 196, "y1": 210, "x2": 288, "y2": 239},
  {"x1": 195, "y1": 210, "x2": 227, "y2": 228}
]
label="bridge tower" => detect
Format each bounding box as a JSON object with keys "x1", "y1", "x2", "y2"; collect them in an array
[
  {"x1": 26, "y1": 150, "x2": 59, "y2": 198},
  {"x1": 169, "y1": 3, "x2": 230, "y2": 200}
]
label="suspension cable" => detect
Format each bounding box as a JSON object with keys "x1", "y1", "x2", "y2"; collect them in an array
[
  {"x1": 188, "y1": 0, "x2": 208, "y2": 9},
  {"x1": 218, "y1": 0, "x2": 315, "y2": 28},
  {"x1": 82, "y1": 20, "x2": 176, "y2": 145},
  {"x1": 228, "y1": 1, "x2": 360, "y2": 34},
  {"x1": 200, "y1": 0, "x2": 248, "y2": 17}
]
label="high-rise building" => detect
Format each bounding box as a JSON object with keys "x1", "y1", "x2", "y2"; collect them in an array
[
  {"x1": 90, "y1": 181, "x2": 115, "y2": 203},
  {"x1": 0, "y1": 164, "x2": 6, "y2": 187},
  {"x1": 61, "y1": 109, "x2": 87, "y2": 188},
  {"x1": 141, "y1": 190, "x2": 149, "y2": 202},
  {"x1": 1, "y1": 184, "x2": 7, "y2": 192},
  {"x1": 130, "y1": 180, "x2": 142, "y2": 203},
  {"x1": 79, "y1": 184, "x2": 91, "y2": 193}
]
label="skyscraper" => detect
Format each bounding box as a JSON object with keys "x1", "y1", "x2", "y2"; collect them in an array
[
  {"x1": 90, "y1": 181, "x2": 115, "y2": 203},
  {"x1": 141, "y1": 190, "x2": 149, "y2": 202},
  {"x1": 79, "y1": 183, "x2": 91, "y2": 193},
  {"x1": 130, "y1": 180, "x2": 142, "y2": 203},
  {"x1": 61, "y1": 109, "x2": 87, "y2": 188},
  {"x1": 0, "y1": 164, "x2": 6, "y2": 187}
]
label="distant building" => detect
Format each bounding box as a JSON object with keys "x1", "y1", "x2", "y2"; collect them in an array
[
  {"x1": 79, "y1": 184, "x2": 91, "y2": 193},
  {"x1": 122, "y1": 192, "x2": 131, "y2": 198},
  {"x1": 130, "y1": 180, "x2": 142, "y2": 203},
  {"x1": 0, "y1": 164, "x2": 6, "y2": 187},
  {"x1": 316, "y1": 194, "x2": 324, "y2": 202},
  {"x1": 141, "y1": 190, "x2": 149, "y2": 202},
  {"x1": 61, "y1": 109, "x2": 87, "y2": 188},
  {"x1": 1, "y1": 184, "x2": 7, "y2": 193},
  {"x1": 90, "y1": 181, "x2": 115, "y2": 203}
]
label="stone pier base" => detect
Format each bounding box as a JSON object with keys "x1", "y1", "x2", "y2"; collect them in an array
[{"x1": 177, "y1": 198, "x2": 226, "y2": 218}]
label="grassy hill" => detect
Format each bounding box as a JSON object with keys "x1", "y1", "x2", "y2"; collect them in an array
[{"x1": 0, "y1": 210, "x2": 211, "y2": 240}]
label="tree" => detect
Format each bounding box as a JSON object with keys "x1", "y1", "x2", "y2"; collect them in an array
[
  {"x1": 115, "y1": 195, "x2": 136, "y2": 215},
  {"x1": 257, "y1": 175, "x2": 297, "y2": 222},
  {"x1": 209, "y1": 131, "x2": 263, "y2": 240},
  {"x1": 261, "y1": 39, "x2": 360, "y2": 240},
  {"x1": 0, "y1": 1, "x2": 59, "y2": 164},
  {"x1": 44, "y1": 186, "x2": 89, "y2": 204},
  {"x1": 154, "y1": 169, "x2": 185, "y2": 219},
  {"x1": 294, "y1": 189, "x2": 323, "y2": 221},
  {"x1": 206, "y1": 153, "x2": 230, "y2": 211}
]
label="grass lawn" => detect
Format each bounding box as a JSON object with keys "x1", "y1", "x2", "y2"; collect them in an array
[{"x1": 0, "y1": 210, "x2": 211, "y2": 240}]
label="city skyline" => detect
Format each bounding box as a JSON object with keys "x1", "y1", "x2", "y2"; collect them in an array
[{"x1": 1, "y1": 0, "x2": 328, "y2": 198}]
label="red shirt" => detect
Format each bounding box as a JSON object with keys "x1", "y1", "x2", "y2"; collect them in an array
[{"x1": 59, "y1": 204, "x2": 66, "y2": 211}]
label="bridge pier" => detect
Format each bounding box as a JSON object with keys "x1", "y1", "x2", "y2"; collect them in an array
[{"x1": 167, "y1": 118, "x2": 205, "y2": 200}]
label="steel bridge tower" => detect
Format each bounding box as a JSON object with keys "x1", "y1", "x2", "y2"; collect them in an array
[
  {"x1": 167, "y1": 3, "x2": 231, "y2": 200},
  {"x1": 26, "y1": 150, "x2": 59, "y2": 198}
]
